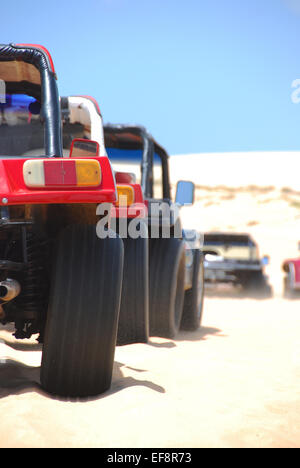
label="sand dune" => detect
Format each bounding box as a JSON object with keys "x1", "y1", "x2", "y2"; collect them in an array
[
  {"x1": 170, "y1": 151, "x2": 300, "y2": 190},
  {"x1": 169, "y1": 151, "x2": 300, "y2": 294}
]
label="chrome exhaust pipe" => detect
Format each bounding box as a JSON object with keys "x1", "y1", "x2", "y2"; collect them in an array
[{"x1": 0, "y1": 279, "x2": 21, "y2": 302}]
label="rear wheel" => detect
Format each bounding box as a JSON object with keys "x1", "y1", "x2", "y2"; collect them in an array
[
  {"x1": 117, "y1": 221, "x2": 149, "y2": 345},
  {"x1": 283, "y1": 276, "x2": 293, "y2": 298},
  {"x1": 40, "y1": 224, "x2": 124, "y2": 398},
  {"x1": 181, "y1": 250, "x2": 205, "y2": 331},
  {"x1": 283, "y1": 269, "x2": 300, "y2": 299},
  {"x1": 149, "y1": 238, "x2": 185, "y2": 338},
  {"x1": 242, "y1": 271, "x2": 273, "y2": 298}
]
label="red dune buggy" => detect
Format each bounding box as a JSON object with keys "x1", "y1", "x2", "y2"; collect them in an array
[
  {"x1": 0, "y1": 44, "x2": 124, "y2": 398},
  {"x1": 60, "y1": 96, "x2": 148, "y2": 345}
]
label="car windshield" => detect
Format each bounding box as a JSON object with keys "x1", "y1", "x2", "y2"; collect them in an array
[
  {"x1": 203, "y1": 234, "x2": 257, "y2": 260},
  {"x1": 106, "y1": 147, "x2": 163, "y2": 198},
  {"x1": 106, "y1": 147, "x2": 143, "y2": 184},
  {"x1": 0, "y1": 60, "x2": 45, "y2": 157}
]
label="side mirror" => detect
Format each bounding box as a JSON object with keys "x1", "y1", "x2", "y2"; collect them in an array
[
  {"x1": 70, "y1": 138, "x2": 100, "y2": 158},
  {"x1": 262, "y1": 255, "x2": 269, "y2": 266},
  {"x1": 175, "y1": 180, "x2": 195, "y2": 206}
]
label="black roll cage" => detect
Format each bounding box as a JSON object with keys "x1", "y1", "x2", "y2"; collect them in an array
[
  {"x1": 103, "y1": 124, "x2": 171, "y2": 200},
  {"x1": 0, "y1": 43, "x2": 62, "y2": 157}
]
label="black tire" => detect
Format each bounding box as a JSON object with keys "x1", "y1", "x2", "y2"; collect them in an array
[
  {"x1": 283, "y1": 277, "x2": 293, "y2": 299},
  {"x1": 181, "y1": 250, "x2": 205, "y2": 331},
  {"x1": 243, "y1": 271, "x2": 273, "y2": 298},
  {"x1": 40, "y1": 225, "x2": 124, "y2": 398},
  {"x1": 117, "y1": 222, "x2": 149, "y2": 345},
  {"x1": 283, "y1": 275, "x2": 300, "y2": 299},
  {"x1": 149, "y1": 238, "x2": 185, "y2": 338}
]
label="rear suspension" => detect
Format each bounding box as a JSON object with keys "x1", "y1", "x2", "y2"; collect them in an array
[{"x1": 0, "y1": 220, "x2": 49, "y2": 340}]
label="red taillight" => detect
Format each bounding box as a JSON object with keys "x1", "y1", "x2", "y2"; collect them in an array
[
  {"x1": 44, "y1": 160, "x2": 77, "y2": 186},
  {"x1": 23, "y1": 159, "x2": 101, "y2": 188}
]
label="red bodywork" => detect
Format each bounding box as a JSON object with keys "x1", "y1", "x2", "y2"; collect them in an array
[
  {"x1": 0, "y1": 157, "x2": 117, "y2": 205},
  {"x1": 282, "y1": 258, "x2": 300, "y2": 289}
]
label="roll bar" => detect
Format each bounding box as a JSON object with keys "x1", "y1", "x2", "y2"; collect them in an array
[
  {"x1": 103, "y1": 124, "x2": 171, "y2": 200},
  {"x1": 0, "y1": 43, "x2": 62, "y2": 157}
]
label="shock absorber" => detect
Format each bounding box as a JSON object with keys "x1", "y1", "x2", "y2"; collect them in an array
[{"x1": 13, "y1": 229, "x2": 49, "y2": 339}]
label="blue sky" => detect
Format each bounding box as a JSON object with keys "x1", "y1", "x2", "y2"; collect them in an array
[{"x1": 2, "y1": 0, "x2": 300, "y2": 154}]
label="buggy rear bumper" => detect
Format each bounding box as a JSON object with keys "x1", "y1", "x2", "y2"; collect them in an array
[
  {"x1": 204, "y1": 261, "x2": 262, "y2": 272},
  {"x1": 204, "y1": 259, "x2": 262, "y2": 283},
  {"x1": 0, "y1": 157, "x2": 117, "y2": 205}
]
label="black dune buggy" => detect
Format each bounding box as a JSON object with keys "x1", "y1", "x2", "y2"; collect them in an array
[{"x1": 203, "y1": 232, "x2": 272, "y2": 297}]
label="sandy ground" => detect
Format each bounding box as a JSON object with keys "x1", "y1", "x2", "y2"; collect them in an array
[{"x1": 0, "y1": 151, "x2": 300, "y2": 448}]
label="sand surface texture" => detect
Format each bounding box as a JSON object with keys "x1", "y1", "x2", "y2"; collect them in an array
[{"x1": 0, "y1": 151, "x2": 299, "y2": 448}]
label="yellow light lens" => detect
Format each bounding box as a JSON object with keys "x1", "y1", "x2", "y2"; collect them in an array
[
  {"x1": 75, "y1": 160, "x2": 101, "y2": 186},
  {"x1": 116, "y1": 185, "x2": 135, "y2": 206}
]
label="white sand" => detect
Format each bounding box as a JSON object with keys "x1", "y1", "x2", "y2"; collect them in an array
[{"x1": 0, "y1": 151, "x2": 300, "y2": 448}]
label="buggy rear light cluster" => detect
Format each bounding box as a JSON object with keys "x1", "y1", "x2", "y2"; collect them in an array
[
  {"x1": 116, "y1": 185, "x2": 135, "y2": 206},
  {"x1": 23, "y1": 159, "x2": 101, "y2": 188}
]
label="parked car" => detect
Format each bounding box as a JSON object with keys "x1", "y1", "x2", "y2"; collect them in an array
[
  {"x1": 282, "y1": 243, "x2": 300, "y2": 298},
  {"x1": 104, "y1": 124, "x2": 205, "y2": 338},
  {"x1": 0, "y1": 44, "x2": 124, "y2": 398},
  {"x1": 203, "y1": 232, "x2": 272, "y2": 297}
]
